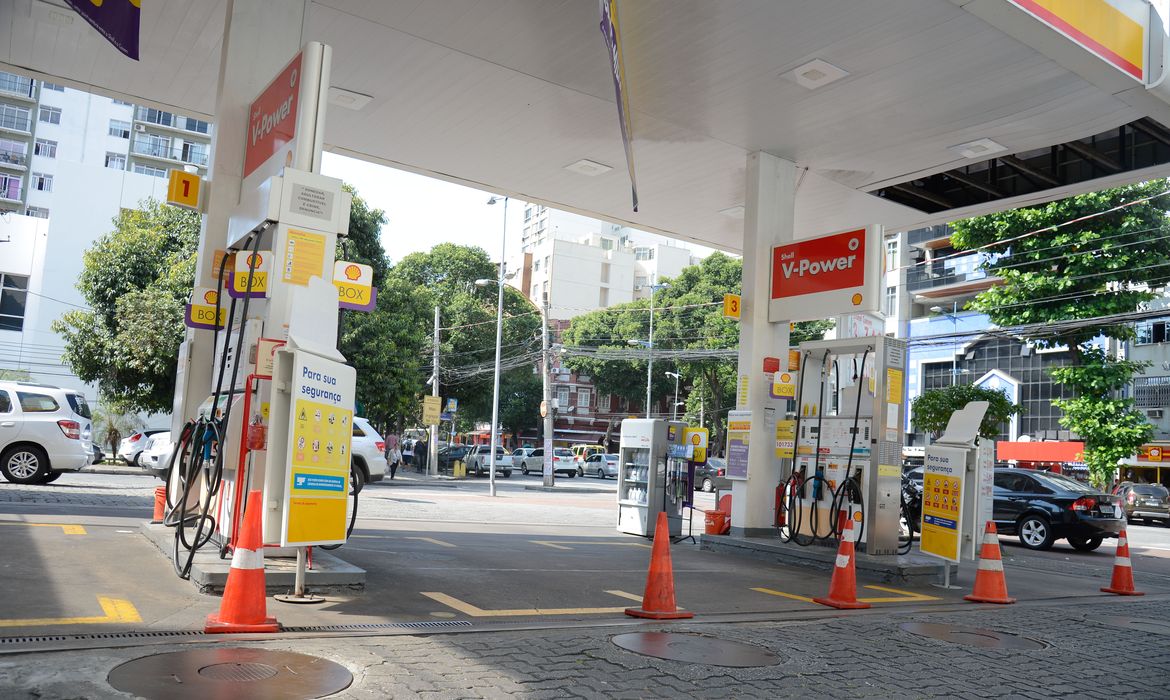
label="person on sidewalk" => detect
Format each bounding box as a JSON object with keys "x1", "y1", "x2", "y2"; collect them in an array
[
  {"x1": 416, "y1": 439, "x2": 428, "y2": 471},
  {"x1": 388, "y1": 440, "x2": 402, "y2": 480}
]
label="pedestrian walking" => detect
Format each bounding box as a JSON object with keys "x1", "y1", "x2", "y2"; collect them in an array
[
  {"x1": 388, "y1": 440, "x2": 402, "y2": 480},
  {"x1": 416, "y1": 439, "x2": 428, "y2": 471}
]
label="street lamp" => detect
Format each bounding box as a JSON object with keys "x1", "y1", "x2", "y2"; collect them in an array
[
  {"x1": 930, "y1": 302, "x2": 960, "y2": 386},
  {"x1": 484, "y1": 195, "x2": 508, "y2": 497},
  {"x1": 664, "y1": 371, "x2": 681, "y2": 421},
  {"x1": 633, "y1": 281, "x2": 669, "y2": 418}
]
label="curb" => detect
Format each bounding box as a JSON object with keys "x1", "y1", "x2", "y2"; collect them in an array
[
  {"x1": 81, "y1": 467, "x2": 156, "y2": 477},
  {"x1": 524, "y1": 486, "x2": 614, "y2": 494}
]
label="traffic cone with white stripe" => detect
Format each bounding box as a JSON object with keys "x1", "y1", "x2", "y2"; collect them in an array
[
  {"x1": 964, "y1": 521, "x2": 1015, "y2": 604},
  {"x1": 813, "y1": 519, "x2": 869, "y2": 609},
  {"x1": 205, "y1": 490, "x2": 280, "y2": 633},
  {"x1": 1101, "y1": 529, "x2": 1144, "y2": 596},
  {"x1": 625, "y1": 511, "x2": 693, "y2": 619}
]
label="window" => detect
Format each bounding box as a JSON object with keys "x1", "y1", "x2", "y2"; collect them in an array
[
  {"x1": 600, "y1": 262, "x2": 610, "y2": 283},
  {"x1": 352, "y1": 424, "x2": 366, "y2": 437},
  {"x1": 132, "y1": 164, "x2": 166, "y2": 178},
  {"x1": 0, "y1": 138, "x2": 25, "y2": 165},
  {"x1": 544, "y1": 256, "x2": 550, "y2": 270},
  {"x1": 993, "y1": 472, "x2": 1029, "y2": 492},
  {"x1": 182, "y1": 142, "x2": 208, "y2": 166},
  {"x1": 600, "y1": 238, "x2": 614, "y2": 251},
  {"x1": 1135, "y1": 320, "x2": 1168, "y2": 345},
  {"x1": 1134, "y1": 376, "x2": 1170, "y2": 409},
  {"x1": 533, "y1": 258, "x2": 540, "y2": 272},
  {"x1": 109, "y1": 119, "x2": 131, "y2": 138},
  {"x1": 38, "y1": 106, "x2": 61, "y2": 125},
  {"x1": 635, "y1": 275, "x2": 648, "y2": 288},
  {"x1": 0, "y1": 174, "x2": 20, "y2": 200},
  {"x1": 182, "y1": 117, "x2": 210, "y2": 134},
  {"x1": 25, "y1": 206, "x2": 48, "y2": 219},
  {"x1": 577, "y1": 387, "x2": 591, "y2": 408},
  {"x1": 556, "y1": 386, "x2": 570, "y2": 408},
  {"x1": 598, "y1": 393, "x2": 611, "y2": 411},
  {"x1": 17, "y1": 392, "x2": 58, "y2": 413},
  {"x1": 599, "y1": 288, "x2": 609, "y2": 307},
  {"x1": 66, "y1": 394, "x2": 91, "y2": 419},
  {"x1": 884, "y1": 286, "x2": 896, "y2": 316},
  {"x1": 635, "y1": 247, "x2": 654, "y2": 261},
  {"x1": 105, "y1": 152, "x2": 126, "y2": 170},
  {"x1": 0, "y1": 391, "x2": 10, "y2": 414},
  {"x1": 33, "y1": 138, "x2": 56, "y2": 158},
  {"x1": 885, "y1": 239, "x2": 899, "y2": 272},
  {"x1": 41, "y1": 82, "x2": 64, "y2": 92},
  {"x1": 524, "y1": 208, "x2": 533, "y2": 222},
  {"x1": 0, "y1": 273, "x2": 27, "y2": 331},
  {"x1": 112, "y1": 99, "x2": 132, "y2": 106},
  {"x1": 31, "y1": 172, "x2": 52, "y2": 192},
  {"x1": 0, "y1": 105, "x2": 31, "y2": 131}
]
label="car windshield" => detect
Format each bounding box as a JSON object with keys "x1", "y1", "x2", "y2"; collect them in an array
[
  {"x1": 553, "y1": 448, "x2": 573, "y2": 456},
  {"x1": 605, "y1": 454, "x2": 619, "y2": 460},
  {"x1": 1029, "y1": 471, "x2": 1091, "y2": 492},
  {"x1": 1133, "y1": 484, "x2": 1170, "y2": 497}
]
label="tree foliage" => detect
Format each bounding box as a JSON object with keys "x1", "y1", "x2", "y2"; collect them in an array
[
  {"x1": 950, "y1": 182, "x2": 1169, "y2": 484},
  {"x1": 911, "y1": 384, "x2": 1023, "y2": 440}
]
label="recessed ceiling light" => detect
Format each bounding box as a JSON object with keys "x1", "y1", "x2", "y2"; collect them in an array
[
  {"x1": 785, "y1": 59, "x2": 849, "y2": 90},
  {"x1": 564, "y1": 159, "x2": 613, "y2": 176},
  {"x1": 719, "y1": 205, "x2": 745, "y2": 219},
  {"x1": 948, "y1": 138, "x2": 1008, "y2": 159},
  {"x1": 328, "y1": 87, "x2": 373, "y2": 111}
]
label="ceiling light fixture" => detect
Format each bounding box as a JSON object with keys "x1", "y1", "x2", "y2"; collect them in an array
[
  {"x1": 948, "y1": 138, "x2": 1008, "y2": 159},
  {"x1": 785, "y1": 59, "x2": 849, "y2": 90},
  {"x1": 564, "y1": 159, "x2": 613, "y2": 176},
  {"x1": 327, "y1": 87, "x2": 373, "y2": 111}
]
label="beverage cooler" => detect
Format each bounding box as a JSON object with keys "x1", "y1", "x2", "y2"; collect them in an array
[{"x1": 617, "y1": 419, "x2": 686, "y2": 537}]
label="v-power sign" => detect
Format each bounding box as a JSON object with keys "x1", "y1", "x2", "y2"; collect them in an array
[{"x1": 769, "y1": 226, "x2": 882, "y2": 322}]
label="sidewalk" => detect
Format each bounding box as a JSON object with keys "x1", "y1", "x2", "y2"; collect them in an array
[{"x1": 1, "y1": 595, "x2": 1165, "y2": 698}]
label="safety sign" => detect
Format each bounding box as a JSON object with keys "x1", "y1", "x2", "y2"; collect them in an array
[
  {"x1": 920, "y1": 445, "x2": 966, "y2": 563},
  {"x1": 282, "y1": 228, "x2": 327, "y2": 286},
  {"x1": 683, "y1": 427, "x2": 708, "y2": 465},
  {"x1": 230, "y1": 250, "x2": 271, "y2": 298},
  {"x1": 334, "y1": 260, "x2": 376, "y2": 311},
  {"x1": 184, "y1": 287, "x2": 225, "y2": 330},
  {"x1": 726, "y1": 411, "x2": 751, "y2": 480},
  {"x1": 281, "y1": 352, "x2": 356, "y2": 547}
]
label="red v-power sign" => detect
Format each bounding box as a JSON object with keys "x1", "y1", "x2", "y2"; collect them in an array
[{"x1": 769, "y1": 227, "x2": 880, "y2": 322}]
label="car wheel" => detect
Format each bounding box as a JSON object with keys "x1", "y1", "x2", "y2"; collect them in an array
[
  {"x1": 596, "y1": 468, "x2": 604, "y2": 479},
  {"x1": 578, "y1": 466, "x2": 584, "y2": 477},
  {"x1": 521, "y1": 466, "x2": 529, "y2": 476},
  {"x1": 1, "y1": 445, "x2": 50, "y2": 484},
  {"x1": 703, "y1": 477, "x2": 714, "y2": 493},
  {"x1": 132, "y1": 452, "x2": 142, "y2": 468},
  {"x1": 1018, "y1": 515, "x2": 1054, "y2": 550},
  {"x1": 567, "y1": 469, "x2": 576, "y2": 478},
  {"x1": 503, "y1": 470, "x2": 512, "y2": 478},
  {"x1": 1067, "y1": 535, "x2": 1103, "y2": 552}
]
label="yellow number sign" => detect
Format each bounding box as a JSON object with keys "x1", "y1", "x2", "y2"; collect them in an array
[
  {"x1": 723, "y1": 293, "x2": 741, "y2": 320},
  {"x1": 166, "y1": 170, "x2": 203, "y2": 211}
]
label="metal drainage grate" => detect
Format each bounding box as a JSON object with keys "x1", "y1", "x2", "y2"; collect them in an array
[
  {"x1": 284, "y1": 620, "x2": 473, "y2": 632},
  {"x1": 109, "y1": 648, "x2": 351, "y2": 700},
  {"x1": 612, "y1": 632, "x2": 780, "y2": 668},
  {"x1": 0, "y1": 630, "x2": 205, "y2": 645},
  {"x1": 1096, "y1": 616, "x2": 1170, "y2": 636},
  {"x1": 900, "y1": 622, "x2": 1047, "y2": 650}
]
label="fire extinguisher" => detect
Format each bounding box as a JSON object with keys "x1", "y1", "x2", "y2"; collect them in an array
[{"x1": 246, "y1": 415, "x2": 267, "y2": 451}]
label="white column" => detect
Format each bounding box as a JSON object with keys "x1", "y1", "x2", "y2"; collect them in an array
[
  {"x1": 174, "y1": 0, "x2": 307, "y2": 427},
  {"x1": 730, "y1": 152, "x2": 796, "y2": 536}
]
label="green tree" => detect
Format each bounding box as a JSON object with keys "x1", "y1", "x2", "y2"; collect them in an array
[
  {"x1": 91, "y1": 402, "x2": 144, "y2": 453},
  {"x1": 950, "y1": 181, "x2": 1170, "y2": 484},
  {"x1": 498, "y1": 369, "x2": 543, "y2": 444},
  {"x1": 911, "y1": 384, "x2": 1024, "y2": 440},
  {"x1": 54, "y1": 200, "x2": 200, "y2": 413},
  {"x1": 336, "y1": 185, "x2": 390, "y2": 288}
]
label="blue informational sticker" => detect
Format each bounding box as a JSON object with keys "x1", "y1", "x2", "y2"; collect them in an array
[{"x1": 293, "y1": 473, "x2": 346, "y2": 492}]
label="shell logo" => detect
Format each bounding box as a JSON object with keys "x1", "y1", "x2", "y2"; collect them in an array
[
  {"x1": 779, "y1": 373, "x2": 791, "y2": 383},
  {"x1": 851, "y1": 293, "x2": 863, "y2": 306},
  {"x1": 344, "y1": 264, "x2": 362, "y2": 281},
  {"x1": 246, "y1": 253, "x2": 263, "y2": 269},
  {"x1": 202, "y1": 290, "x2": 218, "y2": 305}
]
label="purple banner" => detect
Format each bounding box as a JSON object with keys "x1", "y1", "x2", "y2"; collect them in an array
[
  {"x1": 340, "y1": 285, "x2": 377, "y2": 312},
  {"x1": 599, "y1": 0, "x2": 638, "y2": 212},
  {"x1": 184, "y1": 304, "x2": 223, "y2": 331},
  {"x1": 66, "y1": 0, "x2": 140, "y2": 61}
]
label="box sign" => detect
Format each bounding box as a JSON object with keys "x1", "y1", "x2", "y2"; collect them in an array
[
  {"x1": 683, "y1": 427, "x2": 708, "y2": 465},
  {"x1": 229, "y1": 251, "x2": 271, "y2": 299},
  {"x1": 244, "y1": 51, "x2": 303, "y2": 181},
  {"x1": 334, "y1": 261, "x2": 375, "y2": 312},
  {"x1": 166, "y1": 170, "x2": 202, "y2": 211},
  {"x1": 769, "y1": 226, "x2": 880, "y2": 322},
  {"x1": 772, "y1": 371, "x2": 797, "y2": 398},
  {"x1": 184, "y1": 287, "x2": 225, "y2": 330}
]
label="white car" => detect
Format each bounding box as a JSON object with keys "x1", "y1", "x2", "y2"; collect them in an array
[
  {"x1": 465, "y1": 445, "x2": 512, "y2": 478},
  {"x1": 351, "y1": 417, "x2": 388, "y2": 490},
  {"x1": 0, "y1": 381, "x2": 93, "y2": 484},
  {"x1": 516, "y1": 448, "x2": 577, "y2": 477},
  {"x1": 139, "y1": 432, "x2": 175, "y2": 479},
  {"x1": 117, "y1": 428, "x2": 167, "y2": 467}
]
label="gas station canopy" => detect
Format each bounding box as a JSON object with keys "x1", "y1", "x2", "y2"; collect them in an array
[{"x1": 4, "y1": 0, "x2": 1170, "y2": 251}]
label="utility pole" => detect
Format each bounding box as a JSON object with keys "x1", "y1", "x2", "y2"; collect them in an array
[
  {"x1": 542, "y1": 292, "x2": 555, "y2": 487},
  {"x1": 429, "y1": 305, "x2": 440, "y2": 477}
]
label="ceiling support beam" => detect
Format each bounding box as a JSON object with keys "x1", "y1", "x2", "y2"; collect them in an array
[
  {"x1": 1131, "y1": 119, "x2": 1170, "y2": 148},
  {"x1": 891, "y1": 183, "x2": 954, "y2": 210},
  {"x1": 999, "y1": 155, "x2": 1060, "y2": 188},
  {"x1": 944, "y1": 170, "x2": 1007, "y2": 198},
  {"x1": 1062, "y1": 140, "x2": 1122, "y2": 172}
]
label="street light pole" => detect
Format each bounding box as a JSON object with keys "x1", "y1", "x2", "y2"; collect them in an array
[
  {"x1": 486, "y1": 195, "x2": 508, "y2": 498},
  {"x1": 429, "y1": 305, "x2": 440, "y2": 476},
  {"x1": 541, "y1": 292, "x2": 555, "y2": 488},
  {"x1": 665, "y1": 371, "x2": 680, "y2": 421},
  {"x1": 646, "y1": 284, "x2": 655, "y2": 418}
]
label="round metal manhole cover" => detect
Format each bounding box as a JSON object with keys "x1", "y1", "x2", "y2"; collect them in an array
[
  {"x1": 1096, "y1": 616, "x2": 1170, "y2": 636},
  {"x1": 197, "y1": 661, "x2": 279, "y2": 682},
  {"x1": 612, "y1": 632, "x2": 780, "y2": 667},
  {"x1": 900, "y1": 622, "x2": 1047, "y2": 650},
  {"x1": 108, "y1": 648, "x2": 352, "y2": 700}
]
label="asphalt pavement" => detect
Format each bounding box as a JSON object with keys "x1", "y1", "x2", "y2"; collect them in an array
[{"x1": 0, "y1": 471, "x2": 1167, "y2": 698}]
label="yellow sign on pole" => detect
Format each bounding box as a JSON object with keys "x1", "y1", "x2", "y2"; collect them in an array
[
  {"x1": 683, "y1": 427, "x2": 709, "y2": 465},
  {"x1": 920, "y1": 446, "x2": 966, "y2": 563},
  {"x1": 282, "y1": 229, "x2": 327, "y2": 286},
  {"x1": 774, "y1": 419, "x2": 795, "y2": 459},
  {"x1": 723, "y1": 293, "x2": 741, "y2": 320},
  {"x1": 166, "y1": 170, "x2": 203, "y2": 211},
  {"x1": 422, "y1": 395, "x2": 442, "y2": 426},
  {"x1": 772, "y1": 371, "x2": 797, "y2": 398}
]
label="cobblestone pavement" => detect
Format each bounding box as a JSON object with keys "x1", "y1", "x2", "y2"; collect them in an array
[{"x1": 1, "y1": 596, "x2": 1165, "y2": 699}]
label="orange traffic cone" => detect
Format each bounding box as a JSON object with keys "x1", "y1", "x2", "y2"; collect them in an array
[
  {"x1": 151, "y1": 486, "x2": 166, "y2": 524},
  {"x1": 1101, "y1": 529, "x2": 1144, "y2": 596},
  {"x1": 964, "y1": 521, "x2": 1015, "y2": 604},
  {"x1": 205, "y1": 490, "x2": 280, "y2": 633},
  {"x1": 625, "y1": 511, "x2": 693, "y2": 620},
  {"x1": 813, "y1": 518, "x2": 869, "y2": 609}
]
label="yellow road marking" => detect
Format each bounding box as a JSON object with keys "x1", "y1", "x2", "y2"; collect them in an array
[
  {"x1": 0, "y1": 522, "x2": 86, "y2": 535},
  {"x1": 0, "y1": 596, "x2": 140, "y2": 628},
  {"x1": 752, "y1": 584, "x2": 939, "y2": 605},
  {"x1": 404, "y1": 537, "x2": 456, "y2": 548},
  {"x1": 422, "y1": 590, "x2": 640, "y2": 617},
  {"x1": 530, "y1": 540, "x2": 652, "y2": 550}
]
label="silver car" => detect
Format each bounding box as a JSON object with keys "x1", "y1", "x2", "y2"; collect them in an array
[
  {"x1": 517, "y1": 448, "x2": 578, "y2": 477},
  {"x1": 581, "y1": 453, "x2": 619, "y2": 478}
]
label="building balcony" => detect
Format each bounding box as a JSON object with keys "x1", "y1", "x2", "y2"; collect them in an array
[
  {"x1": 0, "y1": 116, "x2": 31, "y2": 135},
  {"x1": 133, "y1": 107, "x2": 212, "y2": 138},
  {"x1": 0, "y1": 150, "x2": 27, "y2": 170},
  {"x1": 130, "y1": 139, "x2": 208, "y2": 167},
  {"x1": 0, "y1": 74, "x2": 36, "y2": 102},
  {"x1": 907, "y1": 225, "x2": 952, "y2": 248}
]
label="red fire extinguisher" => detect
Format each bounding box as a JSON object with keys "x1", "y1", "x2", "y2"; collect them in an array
[{"x1": 246, "y1": 415, "x2": 267, "y2": 451}]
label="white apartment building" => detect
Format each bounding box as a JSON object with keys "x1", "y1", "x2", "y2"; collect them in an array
[{"x1": 0, "y1": 70, "x2": 211, "y2": 393}]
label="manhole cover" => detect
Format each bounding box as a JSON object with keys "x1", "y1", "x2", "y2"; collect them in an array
[
  {"x1": 612, "y1": 632, "x2": 779, "y2": 667},
  {"x1": 900, "y1": 622, "x2": 1046, "y2": 650},
  {"x1": 108, "y1": 648, "x2": 351, "y2": 700},
  {"x1": 1096, "y1": 616, "x2": 1170, "y2": 635}
]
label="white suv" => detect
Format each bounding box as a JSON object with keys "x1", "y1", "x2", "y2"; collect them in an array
[
  {"x1": 0, "y1": 382, "x2": 93, "y2": 484},
  {"x1": 351, "y1": 417, "x2": 388, "y2": 490},
  {"x1": 466, "y1": 445, "x2": 512, "y2": 478}
]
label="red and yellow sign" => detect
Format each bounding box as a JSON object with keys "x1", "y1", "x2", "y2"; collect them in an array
[
  {"x1": 244, "y1": 52, "x2": 302, "y2": 180},
  {"x1": 1138, "y1": 444, "x2": 1165, "y2": 462},
  {"x1": 770, "y1": 227, "x2": 877, "y2": 322},
  {"x1": 1009, "y1": 0, "x2": 1146, "y2": 81}
]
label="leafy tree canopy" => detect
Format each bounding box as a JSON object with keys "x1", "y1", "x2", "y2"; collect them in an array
[{"x1": 911, "y1": 384, "x2": 1023, "y2": 440}]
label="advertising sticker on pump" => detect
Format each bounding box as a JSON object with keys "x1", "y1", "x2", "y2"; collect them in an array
[{"x1": 769, "y1": 226, "x2": 881, "y2": 322}]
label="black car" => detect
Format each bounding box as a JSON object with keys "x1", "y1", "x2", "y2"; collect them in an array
[
  {"x1": 695, "y1": 457, "x2": 730, "y2": 493},
  {"x1": 993, "y1": 468, "x2": 1123, "y2": 551},
  {"x1": 435, "y1": 445, "x2": 471, "y2": 473}
]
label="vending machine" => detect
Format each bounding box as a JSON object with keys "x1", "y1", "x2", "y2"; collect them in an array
[{"x1": 617, "y1": 419, "x2": 687, "y2": 537}]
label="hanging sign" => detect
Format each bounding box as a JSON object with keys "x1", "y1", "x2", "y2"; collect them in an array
[
  {"x1": 683, "y1": 427, "x2": 709, "y2": 465},
  {"x1": 422, "y1": 396, "x2": 442, "y2": 426},
  {"x1": 166, "y1": 170, "x2": 203, "y2": 211},
  {"x1": 184, "y1": 287, "x2": 225, "y2": 330},
  {"x1": 244, "y1": 51, "x2": 303, "y2": 181},
  {"x1": 726, "y1": 411, "x2": 752, "y2": 480},
  {"x1": 334, "y1": 261, "x2": 375, "y2": 311},
  {"x1": 772, "y1": 371, "x2": 798, "y2": 399},
  {"x1": 769, "y1": 226, "x2": 881, "y2": 322},
  {"x1": 723, "y1": 294, "x2": 741, "y2": 320},
  {"x1": 230, "y1": 251, "x2": 271, "y2": 298}
]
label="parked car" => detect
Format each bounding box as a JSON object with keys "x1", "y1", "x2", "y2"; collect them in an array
[
  {"x1": 1117, "y1": 483, "x2": 1170, "y2": 526},
  {"x1": 139, "y1": 432, "x2": 175, "y2": 479},
  {"x1": 436, "y1": 444, "x2": 472, "y2": 473},
  {"x1": 581, "y1": 453, "x2": 619, "y2": 478},
  {"x1": 350, "y1": 417, "x2": 388, "y2": 490},
  {"x1": 0, "y1": 381, "x2": 93, "y2": 484},
  {"x1": 516, "y1": 448, "x2": 578, "y2": 477},
  {"x1": 570, "y1": 443, "x2": 604, "y2": 467},
  {"x1": 695, "y1": 457, "x2": 730, "y2": 493},
  {"x1": 991, "y1": 468, "x2": 1123, "y2": 551},
  {"x1": 117, "y1": 428, "x2": 167, "y2": 467},
  {"x1": 91, "y1": 443, "x2": 104, "y2": 465},
  {"x1": 465, "y1": 445, "x2": 512, "y2": 478}
]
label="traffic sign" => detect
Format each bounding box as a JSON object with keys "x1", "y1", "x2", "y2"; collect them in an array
[
  {"x1": 422, "y1": 395, "x2": 441, "y2": 425},
  {"x1": 444, "y1": 397, "x2": 458, "y2": 414},
  {"x1": 723, "y1": 293, "x2": 741, "y2": 320},
  {"x1": 166, "y1": 170, "x2": 203, "y2": 211}
]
